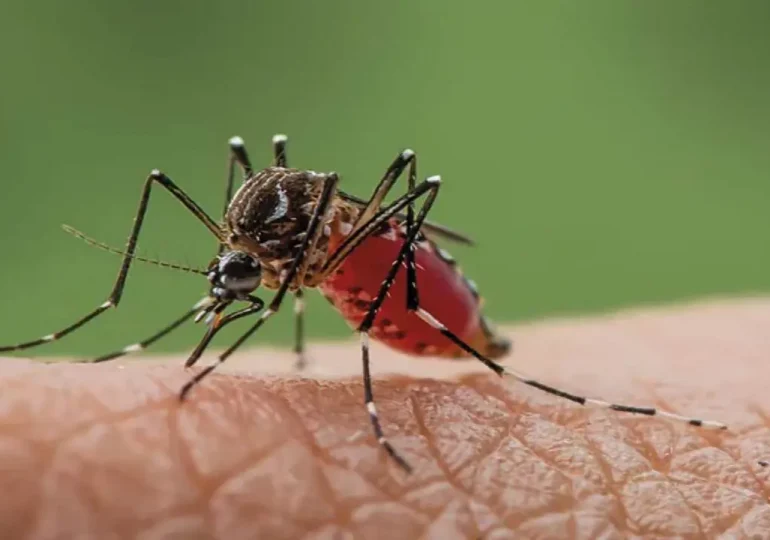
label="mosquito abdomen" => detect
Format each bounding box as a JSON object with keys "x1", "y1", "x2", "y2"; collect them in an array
[{"x1": 320, "y1": 220, "x2": 509, "y2": 359}]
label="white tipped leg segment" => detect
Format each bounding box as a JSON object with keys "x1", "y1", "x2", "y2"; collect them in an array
[
  {"x1": 228, "y1": 136, "x2": 245, "y2": 147},
  {"x1": 90, "y1": 300, "x2": 207, "y2": 363},
  {"x1": 272, "y1": 134, "x2": 289, "y2": 168},
  {"x1": 359, "y1": 331, "x2": 412, "y2": 472},
  {"x1": 2, "y1": 170, "x2": 223, "y2": 356},
  {"x1": 415, "y1": 308, "x2": 446, "y2": 330},
  {"x1": 293, "y1": 291, "x2": 308, "y2": 371},
  {"x1": 416, "y1": 307, "x2": 729, "y2": 431}
]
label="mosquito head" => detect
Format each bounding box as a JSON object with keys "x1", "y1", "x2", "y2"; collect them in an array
[{"x1": 208, "y1": 250, "x2": 262, "y2": 299}]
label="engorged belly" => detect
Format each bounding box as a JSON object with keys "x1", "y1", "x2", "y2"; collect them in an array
[{"x1": 319, "y1": 232, "x2": 480, "y2": 358}]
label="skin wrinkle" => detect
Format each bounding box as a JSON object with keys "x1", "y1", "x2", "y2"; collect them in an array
[
  {"x1": 623, "y1": 421, "x2": 711, "y2": 533},
  {"x1": 408, "y1": 385, "x2": 524, "y2": 532},
  {"x1": 581, "y1": 430, "x2": 641, "y2": 532},
  {"x1": 650, "y1": 389, "x2": 770, "y2": 502},
  {"x1": 507, "y1": 419, "x2": 622, "y2": 531},
  {"x1": 652, "y1": 474, "x2": 706, "y2": 537},
  {"x1": 0, "y1": 298, "x2": 768, "y2": 538},
  {"x1": 0, "y1": 438, "x2": 45, "y2": 539},
  {"x1": 409, "y1": 385, "x2": 505, "y2": 479},
  {"x1": 665, "y1": 475, "x2": 754, "y2": 536},
  {"x1": 165, "y1": 397, "x2": 212, "y2": 533},
  {"x1": 269, "y1": 378, "x2": 404, "y2": 507},
  {"x1": 269, "y1": 389, "x2": 349, "y2": 528},
  {"x1": 462, "y1": 380, "x2": 610, "y2": 515},
  {"x1": 406, "y1": 393, "x2": 479, "y2": 538},
  {"x1": 184, "y1": 388, "x2": 317, "y2": 525}
]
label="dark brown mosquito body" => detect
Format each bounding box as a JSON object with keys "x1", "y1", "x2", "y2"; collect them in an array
[
  {"x1": 0, "y1": 134, "x2": 729, "y2": 473},
  {"x1": 224, "y1": 167, "x2": 337, "y2": 290}
]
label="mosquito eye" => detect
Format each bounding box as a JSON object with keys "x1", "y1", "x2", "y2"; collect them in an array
[
  {"x1": 218, "y1": 251, "x2": 261, "y2": 293},
  {"x1": 222, "y1": 274, "x2": 261, "y2": 293}
]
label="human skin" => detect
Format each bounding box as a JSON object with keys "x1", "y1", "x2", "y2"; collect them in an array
[{"x1": 0, "y1": 298, "x2": 769, "y2": 539}]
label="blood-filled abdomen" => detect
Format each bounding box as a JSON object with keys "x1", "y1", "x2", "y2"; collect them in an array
[{"x1": 319, "y1": 225, "x2": 510, "y2": 359}]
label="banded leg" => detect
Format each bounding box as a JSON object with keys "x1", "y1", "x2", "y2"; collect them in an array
[
  {"x1": 370, "y1": 181, "x2": 727, "y2": 430},
  {"x1": 293, "y1": 289, "x2": 307, "y2": 370},
  {"x1": 184, "y1": 296, "x2": 265, "y2": 368},
  {"x1": 270, "y1": 133, "x2": 309, "y2": 371},
  {"x1": 272, "y1": 133, "x2": 288, "y2": 168},
  {"x1": 414, "y1": 306, "x2": 727, "y2": 429},
  {"x1": 179, "y1": 172, "x2": 340, "y2": 399},
  {"x1": 321, "y1": 158, "x2": 440, "y2": 276},
  {"x1": 0, "y1": 170, "x2": 222, "y2": 353},
  {"x1": 222, "y1": 136, "x2": 254, "y2": 253},
  {"x1": 357, "y1": 175, "x2": 441, "y2": 472},
  {"x1": 338, "y1": 146, "x2": 420, "y2": 305},
  {"x1": 91, "y1": 297, "x2": 213, "y2": 363},
  {"x1": 349, "y1": 148, "x2": 416, "y2": 239},
  {"x1": 358, "y1": 174, "x2": 727, "y2": 472},
  {"x1": 86, "y1": 137, "x2": 251, "y2": 363}
]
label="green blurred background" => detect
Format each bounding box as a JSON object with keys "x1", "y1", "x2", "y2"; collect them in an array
[{"x1": 1, "y1": 1, "x2": 768, "y2": 358}]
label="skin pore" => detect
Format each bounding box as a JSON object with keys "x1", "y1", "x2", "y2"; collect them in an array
[{"x1": 0, "y1": 297, "x2": 768, "y2": 539}]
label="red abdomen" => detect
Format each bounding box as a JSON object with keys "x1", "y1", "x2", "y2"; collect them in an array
[{"x1": 319, "y1": 225, "x2": 509, "y2": 359}]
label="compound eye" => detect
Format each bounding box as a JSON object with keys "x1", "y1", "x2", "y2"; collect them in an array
[{"x1": 219, "y1": 251, "x2": 262, "y2": 293}]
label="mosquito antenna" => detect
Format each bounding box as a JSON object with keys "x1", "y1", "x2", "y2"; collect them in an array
[{"x1": 62, "y1": 224, "x2": 208, "y2": 276}]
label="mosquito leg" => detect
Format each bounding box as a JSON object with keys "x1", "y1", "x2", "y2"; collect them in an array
[
  {"x1": 220, "y1": 136, "x2": 254, "y2": 254},
  {"x1": 0, "y1": 170, "x2": 222, "y2": 354},
  {"x1": 184, "y1": 296, "x2": 265, "y2": 369},
  {"x1": 95, "y1": 136, "x2": 253, "y2": 362},
  {"x1": 179, "y1": 172, "x2": 339, "y2": 399},
  {"x1": 414, "y1": 307, "x2": 727, "y2": 429},
  {"x1": 343, "y1": 145, "x2": 420, "y2": 304},
  {"x1": 86, "y1": 297, "x2": 214, "y2": 363},
  {"x1": 403, "y1": 153, "x2": 419, "y2": 309},
  {"x1": 356, "y1": 176, "x2": 441, "y2": 472},
  {"x1": 272, "y1": 133, "x2": 288, "y2": 168},
  {"x1": 392, "y1": 181, "x2": 727, "y2": 430},
  {"x1": 292, "y1": 289, "x2": 307, "y2": 370},
  {"x1": 338, "y1": 190, "x2": 475, "y2": 246},
  {"x1": 100, "y1": 136, "x2": 253, "y2": 362},
  {"x1": 321, "y1": 175, "x2": 440, "y2": 275},
  {"x1": 360, "y1": 332, "x2": 412, "y2": 472},
  {"x1": 84, "y1": 138, "x2": 243, "y2": 364},
  {"x1": 358, "y1": 172, "x2": 725, "y2": 472},
  {"x1": 268, "y1": 133, "x2": 309, "y2": 371},
  {"x1": 349, "y1": 149, "x2": 415, "y2": 236}
]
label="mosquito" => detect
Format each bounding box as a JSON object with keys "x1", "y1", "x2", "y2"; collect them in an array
[{"x1": 0, "y1": 134, "x2": 728, "y2": 472}]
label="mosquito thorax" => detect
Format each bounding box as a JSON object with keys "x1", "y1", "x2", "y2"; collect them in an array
[
  {"x1": 224, "y1": 167, "x2": 343, "y2": 289},
  {"x1": 225, "y1": 168, "x2": 327, "y2": 257},
  {"x1": 207, "y1": 250, "x2": 262, "y2": 299}
]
